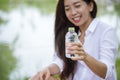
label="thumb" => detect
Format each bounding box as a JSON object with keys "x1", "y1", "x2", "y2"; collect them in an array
[{"x1": 45, "y1": 70, "x2": 50, "y2": 80}]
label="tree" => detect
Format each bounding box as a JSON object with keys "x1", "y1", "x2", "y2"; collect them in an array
[{"x1": 0, "y1": 43, "x2": 17, "y2": 80}]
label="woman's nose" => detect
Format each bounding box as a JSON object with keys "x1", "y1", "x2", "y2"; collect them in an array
[{"x1": 71, "y1": 8, "x2": 77, "y2": 16}]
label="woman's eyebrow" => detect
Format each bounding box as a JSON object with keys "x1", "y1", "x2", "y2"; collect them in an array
[
  {"x1": 64, "y1": 1, "x2": 81, "y2": 7},
  {"x1": 73, "y1": 1, "x2": 81, "y2": 5}
]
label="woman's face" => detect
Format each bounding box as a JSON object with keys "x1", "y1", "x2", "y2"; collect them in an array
[{"x1": 64, "y1": 0, "x2": 93, "y2": 27}]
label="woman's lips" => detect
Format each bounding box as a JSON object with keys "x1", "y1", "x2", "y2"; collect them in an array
[{"x1": 73, "y1": 17, "x2": 80, "y2": 23}]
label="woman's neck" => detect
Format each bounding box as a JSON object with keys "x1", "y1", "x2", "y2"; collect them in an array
[
  {"x1": 78, "y1": 17, "x2": 93, "y2": 44},
  {"x1": 79, "y1": 17, "x2": 93, "y2": 33}
]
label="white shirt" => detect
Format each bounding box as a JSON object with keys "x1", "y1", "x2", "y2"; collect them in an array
[{"x1": 52, "y1": 18, "x2": 119, "y2": 80}]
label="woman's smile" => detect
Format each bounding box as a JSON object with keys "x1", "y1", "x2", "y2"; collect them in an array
[{"x1": 72, "y1": 16, "x2": 81, "y2": 23}]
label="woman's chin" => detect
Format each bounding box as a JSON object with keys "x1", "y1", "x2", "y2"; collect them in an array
[{"x1": 74, "y1": 23, "x2": 80, "y2": 27}]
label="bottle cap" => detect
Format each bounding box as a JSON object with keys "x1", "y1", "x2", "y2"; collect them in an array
[{"x1": 68, "y1": 27, "x2": 75, "y2": 32}]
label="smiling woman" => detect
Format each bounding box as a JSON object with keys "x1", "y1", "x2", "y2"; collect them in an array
[
  {"x1": 30, "y1": 0, "x2": 119, "y2": 80},
  {"x1": 0, "y1": 0, "x2": 120, "y2": 80}
]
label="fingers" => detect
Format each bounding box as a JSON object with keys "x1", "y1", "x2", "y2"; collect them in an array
[
  {"x1": 39, "y1": 72, "x2": 44, "y2": 80},
  {"x1": 66, "y1": 42, "x2": 87, "y2": 61},
  {"x1": 66, "y1": 42, "x2": 82, "y2": 47},
  {"x1": 30, "y1": 72, "x2": 46, "y2": 80},
  {"x1": 71, "y1": 42, "x2": 82, "y2": 47},
  {"x1": 71, "y1": 53, "x2": 88, "y2": 61},
  {"x1": 30, "y1": 72, "x2": 41, "y2": 80},
  {"x1": 48, "y1": 76, "x2": 58, "y2": 80},
  {"x1": 66, "y1": 43, "x2": 84, "y2": 55},
  {"x1": 67, "y1": 50, "x2": 84, "y2": 55},
  {"x1": 30, "y1": 68, "x2": 51, "y2": 80},
  {"x1": 71, "y1": 55, "x2": 85, "y2": 60},
  {"x1": 45, "y1": 70, "x2": 50, "y2": 80},
  {"x1": 66, "y1": 46, "x2": 83, "y2": 51}
]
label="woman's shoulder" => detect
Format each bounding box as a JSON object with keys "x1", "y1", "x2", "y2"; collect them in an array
[{"x1": 95, "y1": 18, "x2": 116, "y2": 32}]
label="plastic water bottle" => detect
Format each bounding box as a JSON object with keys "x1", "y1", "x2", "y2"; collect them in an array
[{"x1": 65, "y1": 27, "x2": 79, "y2": 58}]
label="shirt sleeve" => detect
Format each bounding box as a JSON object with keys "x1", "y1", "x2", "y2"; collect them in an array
[
  {"x1": 51, "y1": 52, "x2": 64, "y2": 72},
  {"x1": 99, "y1": 27, "x2": 118, "y2": 79}
]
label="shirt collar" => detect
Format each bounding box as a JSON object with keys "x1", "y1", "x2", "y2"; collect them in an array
[{"x1": 78, "y1": 18, "x2": 99, "y2": 36}]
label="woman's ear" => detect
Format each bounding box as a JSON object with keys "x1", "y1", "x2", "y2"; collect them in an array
[{"x1": 89, "y1": 2, "x2": 94, "y2": 12}]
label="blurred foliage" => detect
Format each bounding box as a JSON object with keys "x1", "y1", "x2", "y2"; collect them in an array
[
  {"x1": 0, "y1": 43, "x2": 17, "y2": 80},
  {"x1": 0, "y1": 0, "x2": 10, "y2": 11},
  {"x1": 0, "y1": 0, "x2": 58, "y2": 13},
  {"x1": 114, "y1": 3, "x2": 120, "y2": 17},
  {"x1": 0, "y1": 18, "x2": 5, "y2": 24},
  {"x1": 53, "y1": 75, "x2": 60, "y2": 80},
  {"x1": 12, "y1": 76, "x2": 30, "y2": 80},
  {"x1": 97, "y1": 4, "x2": 108, "y2": 16},
  {"x1": 119, "y1": 45, "x2": 120, "y2": 51},
  {"x1": 24, "y1": 0, "x2": 58, "y2": 14},
  {"x1": 111, "y1": 0, "x2": 120, "y2": 16},
  {"x1": 23, "y1": 77, "x2": 29, "y2": 80},
  {"x1": 116, "y1": 58, "x2": 120, "y2": 80},
  {"x1": 0, "y1": 18, "x2": 8, "y2": 26},
  {"x1": 0, "y1": 0, "x2": 120, "y2": 15},
  {"x1": 0, "y1": 0, "x2": 58, "y2": 26}
]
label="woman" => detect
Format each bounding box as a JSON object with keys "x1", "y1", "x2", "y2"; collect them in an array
[{"x1": 31, "y1": 0, "x2": 118, "y2": 80}]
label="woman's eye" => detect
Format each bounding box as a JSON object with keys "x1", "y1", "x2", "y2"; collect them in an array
[
  {"x1": 75, "y1": 5, "x2": 81, "y2": 8},
  {"x1": 65, "y1": 8, "x2": 70, "y2": 11}
]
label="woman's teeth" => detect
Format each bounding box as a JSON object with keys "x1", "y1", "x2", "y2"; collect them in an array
[{"x1": 73, "y1": 17, "x2": 80, "y2": 23}]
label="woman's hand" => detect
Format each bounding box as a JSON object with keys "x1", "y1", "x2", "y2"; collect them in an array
[
  {"x1": 30, "y1": 67, "x2": 51, "y2": 80},
  {"x1": 30, "y1": 64, "x2": 60, "y2": 80},
  {"x1": 66, "y1": 42, "x2": 87, "y2": 61}
]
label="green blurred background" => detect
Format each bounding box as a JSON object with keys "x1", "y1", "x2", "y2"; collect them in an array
[{"x1": 0, "y1": 0, "x2": 120, "y2": 80}]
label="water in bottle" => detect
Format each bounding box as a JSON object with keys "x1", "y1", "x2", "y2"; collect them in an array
[{"x1": 65, "y1": 27, "x2": 79, "y2": 58}]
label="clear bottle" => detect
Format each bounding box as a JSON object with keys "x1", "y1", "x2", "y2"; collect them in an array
[{"x1": 65, "y1": 27, "x2": 79, "y2": 58}]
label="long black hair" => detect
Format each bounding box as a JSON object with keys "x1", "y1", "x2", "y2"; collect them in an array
[{"x1": 54, "y1": 0, "x2": 97, "y2": 79}]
